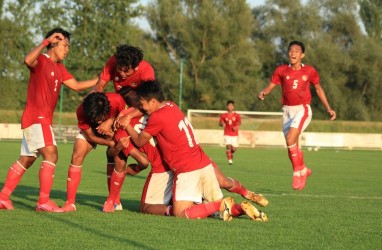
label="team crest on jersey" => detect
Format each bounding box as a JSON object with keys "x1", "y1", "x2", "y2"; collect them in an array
[
  {"x1": 115, "y1": 77, "x2": 119, "y2": 81},
  {"x1": 302, "y1": 75, "x2": 308, "y2": 81},
  {"x1": 51, "y1": 72, "x2": 54, "y2": 76},
  {"x1": 286, "y1": 75, "x2": 290, "y2": 80},
  {"x1": 131, "y1": 82, "x2": 137, "y2": 87}
]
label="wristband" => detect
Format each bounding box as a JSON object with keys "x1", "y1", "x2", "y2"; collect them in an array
[{"x1": 42, "y1": 39, "x2": 49, "y2": 46}]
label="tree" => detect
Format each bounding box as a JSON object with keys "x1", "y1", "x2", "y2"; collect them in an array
[
  {"x1": 360, "y1": 0, "x2": 382, "y2": 43},
  {"x1": 146, "y1": 0, "x2": 260, "y2": 110}
]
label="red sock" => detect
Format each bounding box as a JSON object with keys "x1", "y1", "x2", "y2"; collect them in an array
[
  {"x1": 288, "y1": 144, "x2": 302, "y2": 171},
  {"x1": 184, "y1": 201, "x2": 221, "y2": 219},
  {"x1": 106, "y1": 163, "x2": 114, "y2": 192},
  {"x1": 66, "y1": 164, "x2": 82, "y2": 204},
  {"x1": 0, "y1": 161, "x2": 26, "y2": 200},
  {"x1": 38, "y1": 161, "x2": 56, "y2": 204},
  {"x1": 166, "y1": 205, "x2": 174, "y2": 216},
  {"x1": 231, "y1": 203, "x2": 245, "y2": 217},
  {"x1": 298, "y1": 148, "x2": 306, "y2": 169},
  {"x1": 227, "y1": 178, "x2": 248, "y2": 197},
  {"x1": 106, "y1": 163, "x2": 121, "y2": 204},
  {"x1": 226, "y1": 150, "x2": 232, "y2": 160},
  {"x1": 106, "y1": 170, "x2": 125, "y2": 204}
]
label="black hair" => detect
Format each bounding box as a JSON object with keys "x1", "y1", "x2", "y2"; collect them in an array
[
  {"x1": 114, "y1": 44, "x2": 144, "y2": 69},
  {"x1": 45, "y1": 27, "x2": 71, "y2": 50},
  {"x1": 136, "y1": 80, "x2": 165, "y2": 102},
  {"x1": 118, "y1": 86, "x2": 136, "y2": 107},
  {"x1": 227, "y1": 100, "x2": 235, "y2": 105},
  {"x1": 83, "y1": 92, "x2": 110, "y2": 127},
  {"x1": 288, "y1": 40, "x2": 305, "y2": 53}
]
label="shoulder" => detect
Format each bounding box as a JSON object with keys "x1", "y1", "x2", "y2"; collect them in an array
[
  {"x1": 106, "y1": 92, "x2": 123, "y2": 101},
  {"x1": 139, "y1": 60, "x2": 154, "y2": 69},
  {"x1": 106, "y1": 55, "x2": 117, "y2": 66},
  {"x1": 302, "y1": 64, "x2": 317, "y2": 72}
]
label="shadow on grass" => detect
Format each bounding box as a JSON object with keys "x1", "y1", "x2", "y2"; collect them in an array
[{"x1": 2, "y1": 183, "x2": 142, "y2": 212}]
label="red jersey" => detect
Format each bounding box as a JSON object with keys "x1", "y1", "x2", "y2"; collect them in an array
[
  {"x1": 76, "y1": 92, "x2": 125, "y2": 131},
  {"x1": 271, "y1": 64, "x2": 319, "y2": 106},
  {"x1": 99, "y1": 55, "x2": 155, "y2": 91},
  {"x1": 21, "y1": 54, "x2": 73, "y2": 128},
  {"x1": 143, "y1": 101, "x2": 212, "y2": 173},
  {"x1": 114, "y1": 112, "x2": 169, "y2": 173},
  {"x1": 219, "y1": 112, "x2": 241, "y2": 136}
]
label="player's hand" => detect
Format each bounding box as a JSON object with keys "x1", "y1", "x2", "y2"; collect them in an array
[
  {"x1": 116, "y1": 114, "x2": 132, "y2": 130},
  {"x1": 258, "y1": 91, "x2": 266, "y2": 101},
  {"x1": 328, "y1": 109, "x2": 337, "y2": 121},
  {"x1": 96, "y1": 119, "x2": 114, "y2": 135},
  {"x1": 44, "y1": 33, "x2": 64, "y2": 46},
  {"x1": 116, "y1": 137, "x2": 130, "y2": 151}
]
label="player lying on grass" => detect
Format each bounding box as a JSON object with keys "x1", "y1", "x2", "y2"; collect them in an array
[
  {"x1": 61, "y1": 92, "x2": 148, "y2": 212},
  {"x1": 115, "y1": 82, "x2": 268, "y2": 221}
]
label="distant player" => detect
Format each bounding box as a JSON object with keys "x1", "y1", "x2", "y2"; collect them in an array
[
  {"x1": 219, "y1": 100, "x2": 241, "y2": 165},
  {"x1": 258, "y1": 40, "x2": 336, "y2": 190}
]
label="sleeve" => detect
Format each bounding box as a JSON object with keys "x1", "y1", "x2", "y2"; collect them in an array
[
  {"x1": 271, "y1": 66, "x2": 282, "y2": 85},
  {"x1": 219, "y1": 114, "x2": 224, "y2": 124},
  {"x1": 143, "y1": 112, "x2": 163, "y2": 137},
  {"x1": 140, "y1": 61, "x2": 155, "y2": 81},
  {"x1": 108, "y1": 94, "x2": 126, "y2": 118},
  {"x1": 310, "y1": 67, "x2": 320, "y2": 85},
  {"x1": 99, "y1": 56, "x2": 116, "y2": 82},
  {"x1": 60, "y1": 64, "x2": 74, "y2": 82},
  {"x1": 76, "y1": 105, "x2": 90, "y2": 130}
]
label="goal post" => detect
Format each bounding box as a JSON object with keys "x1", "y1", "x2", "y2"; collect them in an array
[{"x1": 187, "y1": 109, "x2": 283, "y2": 131}]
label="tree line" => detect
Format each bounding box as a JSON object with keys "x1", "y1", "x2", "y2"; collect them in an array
[{"x1": 0, "y1": 0, "x2": 381, "y2": 121}]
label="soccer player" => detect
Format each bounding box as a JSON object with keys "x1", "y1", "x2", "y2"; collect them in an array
[
  {"x1": 116, "y1": 81, "x2": 268, "y2": 221},
  {"x1": 93, "y1": 44, "x2": 155, "y2": 93},
  {"x1": 91, "y1": 44, "x2": 155, "y2": 202},
  {"x1": 116, "y1": 87, "x2": 268, "y2": 217},
  {"x1": 219, "y1": 100, "x2": 241, "y2": 165},
  {"x1": 61, "y1": 92, "x2": 148, "y2": 212},
  {"x1": 258, "y1": 40, "x2": 336, "y2": 190},
  {"x1": 0, "y1": 28, "x2": 98, "y2": 211}
]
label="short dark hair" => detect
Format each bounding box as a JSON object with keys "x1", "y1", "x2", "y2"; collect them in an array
[
  {"x1": 118, "y1": 86, "x2": 136, "y2": 107},
  {"x1": 288, "y1": 40, "x2": 305, "y2": 53},
  {"x1": 45, "y1": 28, "x2": 71, "y2": 50},
  {"x1": 227, "y1": 100, "x2": 234, "y2": 105},
  {"x1": 115, "y1": 44, "x2": 144, "y2": 69},
  {"x1": 83, "y1": 92, "x2": 110, "y2": 126},
  {"x1": 136, "y1": 80, "x2": 165, "y2": 102}
]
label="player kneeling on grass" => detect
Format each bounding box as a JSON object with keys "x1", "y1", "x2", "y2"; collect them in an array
[
  {"x1": 115, "y1": 81, "x2": 268, "y2": 221},
  {"x1": 115, "y1": 87, "x2": 268, "y2": 219}
]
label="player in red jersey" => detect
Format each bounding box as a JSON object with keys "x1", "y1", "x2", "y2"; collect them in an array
[
  {"x1": 116, "y1": 81, "x2": 268, "y2": 221},
  {"x1": 258, "y1": 40, "x2": 336, "y2": 190},
  {"x1": 61, "y1": 92, "x2": 148, "y2": 212},
  {"x1": 93, "y1": 44, "x2": 155, "y2": 93},
  {"x1": 0, "y1": 28, "x2": 98, "y2": 212},
  {"x1": 219, "y1": 100, "x2": 241, "y2": 165},
  {"x1": 91, "y1": 45, "x2": 155, "y2": 204},
  {"x1": 114, "y1": 87, "x2": 268, "y2": 217}
]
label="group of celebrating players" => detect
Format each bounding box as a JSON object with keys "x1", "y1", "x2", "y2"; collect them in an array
[{"x1": 0, "y1": 27, "x2": 336, "y2": 221}]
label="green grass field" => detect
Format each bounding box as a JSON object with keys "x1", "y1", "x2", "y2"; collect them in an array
[{"x1": 0, "y1": 141, "x2": 381, "y2": 249}]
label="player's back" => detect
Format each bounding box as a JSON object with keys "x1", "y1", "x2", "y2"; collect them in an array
[{"x1": 145, "y1": 101, "x2": 211, "y2": 173}]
